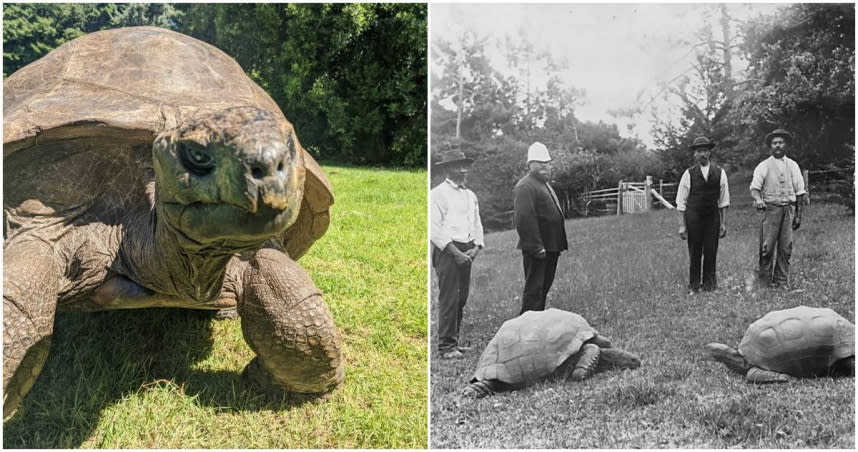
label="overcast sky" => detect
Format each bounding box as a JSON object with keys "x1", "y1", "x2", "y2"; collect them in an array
[{"x1": 431, "y1": 3, "x2": 789, "y2": 146}]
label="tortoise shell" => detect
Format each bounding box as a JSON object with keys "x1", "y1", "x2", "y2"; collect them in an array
[
  {"x1": 739, "y1": 306, "x2": 855, "y2": 377},
  {"x1": 3, "y1": 26, "x2": 332, "y2": 259},
  {"x1": 473, "y1": 309, "x2": 598, "y2": 384}
]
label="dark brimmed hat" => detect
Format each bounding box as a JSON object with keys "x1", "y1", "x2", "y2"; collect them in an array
[
  {"x1": 689, "y1": 136, "x2": 716, "y2": 150},
  {"x1": 765, "y1": 128, "x2": 793, "y2": 146},
  {"x1": 433, "y1": 149, "x2": 473, "y2": 168}
]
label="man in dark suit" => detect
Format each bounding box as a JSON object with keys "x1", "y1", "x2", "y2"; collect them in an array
[
  {"x1": 514, "y1": 142, "x2": 568, "y2": 314},
  {"x1": 675, "y1": 136, "x2": 730, "y2": 294}
]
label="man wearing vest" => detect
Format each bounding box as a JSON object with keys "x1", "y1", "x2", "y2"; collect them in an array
[
  {"x1": 676, "y1": 137, "x2": 730, "y2": 294},
  {"x1": 750, "y1": 128, "x2": 806, "y2": 289},
  {"x1": 514, "y1": 142, "x2": 568, "y2": 314},
  {"x1": 431, "y1": 149, "x2": 485, "y2": 359}
]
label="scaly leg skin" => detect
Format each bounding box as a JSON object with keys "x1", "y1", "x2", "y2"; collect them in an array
[
  {"x1": 554, "y1": 343, "x2": 602, "y2": 381},
  {"x1": 831, "y1": 357, "x2": 854, "y2": 378},
  {"x1": 212, "y1": 259, "x2": 242, "y2": 320},
  {"x1": 3, "y1": 240, "x2": 62, "y2": 419},
  {"x1": 570, "y1": 344, "x2": 601, "y2": 381},
  {"x1": 746, "y1": 366, "x2": 791, "y2": 383},
  {"x1": 237, "y1": 248, "x2": 343, "y2": 397},
  {"x1": 460, "y1": 379, "x2": 510, "y2": 400}
]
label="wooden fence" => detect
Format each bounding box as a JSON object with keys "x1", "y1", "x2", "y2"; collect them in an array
[
  {"x1": 805, "y1": 167, "x2": 853, "y2": 208},
  {"x1": 579, "y1": 176, "x2": 677, "y2": 216}
]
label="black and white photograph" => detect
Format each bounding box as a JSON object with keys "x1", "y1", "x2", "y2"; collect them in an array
[{"x1": 430, "y1": 3, "x2": 854, "y2": 448}]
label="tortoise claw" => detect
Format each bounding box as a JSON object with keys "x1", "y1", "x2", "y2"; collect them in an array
[
  {"x1": 241, "y1": 357, "x2": 334, "y2": 402},
  {"x1": 213, "y1": 307, "x2": 239, "y2": 320},
  {"x1": 571, "y1": 343, "x2": 600, "y2": 381},
  {"x1": 746, "y1": 367, "x2": 791, "y2": 384},
  {"x1": 461, "y1": 380, "x2": 495, "y2": 400}
]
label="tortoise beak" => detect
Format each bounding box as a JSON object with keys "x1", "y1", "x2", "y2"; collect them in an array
[{"x1": 243, "y1": 145, "x2": 302, "y2": 214}]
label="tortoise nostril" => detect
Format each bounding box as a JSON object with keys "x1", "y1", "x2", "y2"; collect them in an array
[
  {"x1": 251, "y1": 166, "x2": 265, "y2": 180},
  {"x1": 277, "y1": 161, "x2": 284, "y2": 173}
]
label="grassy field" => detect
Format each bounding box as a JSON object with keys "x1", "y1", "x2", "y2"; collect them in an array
[
  {"x1": 431, "y1": 177, "x2": 854, "y2": 448},
  {"x1": 3, "y1": 165, "x2": 428, "y2": 448}
]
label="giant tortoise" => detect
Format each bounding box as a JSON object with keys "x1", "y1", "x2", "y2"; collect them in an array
[
  {"x1": 3, "y1": 26, "x2": 343, "y2": 419},
  {"x1": 706, "y1": 306, "x2": 854, "y2": 383},
  {"x1": 462, "y1": 309, "x2": 641, "y2": 399}
]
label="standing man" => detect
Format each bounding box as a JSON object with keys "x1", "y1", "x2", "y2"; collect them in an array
[
  {"x1": 750, "y1": 128, "x2": 806, "y2": 289},
  {"x1": 675, "y1": 137, "x2": 730, "y2": 294},
  {"x1": 514, "y1": 142, "x2": 568, "y2": 314},
  {"x1": 430, "y1": 149, "x2": 484, "y2": 359}
]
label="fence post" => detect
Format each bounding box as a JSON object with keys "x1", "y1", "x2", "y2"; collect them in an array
[
  {"x1": 617, "y1": 180, "x2": 624, "y2": 215},
  {"x1": 583, "y1": 188, "x2": 589, "y2": 216},
  {"x1": 802, "y1": 169, "x2": 810, "y2": 205},
  {"x1": 644, "y1": 175, "x2": 653, "y2": 212}
]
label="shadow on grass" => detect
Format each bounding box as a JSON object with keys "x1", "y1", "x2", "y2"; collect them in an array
[{"x1": 3, "y1": 308, "x2": 320, "y2": 448}]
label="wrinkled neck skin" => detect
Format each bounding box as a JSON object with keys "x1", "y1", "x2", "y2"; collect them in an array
[{"x1": 117, "y1": 201, "x2": 259, "y2": 303}]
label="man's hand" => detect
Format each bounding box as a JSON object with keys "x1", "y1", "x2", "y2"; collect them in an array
[
  {"x1": 464, "y1": 247, "x2": 481, "y2": 260},
  {"x1": 719, "y1": 223, "x2": 727, "y2": 238},
  {"x1": 445, "y1": 243, "x2": 472, "y2": 264},
  {"x1": 534, "y1": 249, "x2": 547, "y2": 259},
  {"x1": 678, "y1": 225, "x2": 687, "y2": 241},
  {"x1": 753, "y1": 199, "x2": 766, "y2": 211},
  {"x1": 451, "y1": 249, "x2": 471, "y2": 264},
  {"x1": 792, "y1": 215, "x2": 801, "y2": 230}
]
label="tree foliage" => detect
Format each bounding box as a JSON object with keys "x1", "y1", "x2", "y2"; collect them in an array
[
  {"x1": 651, "y1": 6, "x2": 741, "y2": 176},
  {"x1": 431, "y1": 31, "x2": 656, "y2": 228},
  {"x1": 180, "y1": 3, "x2": 426, "y2": 166},
  {"x1": 3, "y1": 3, "x2": 426, "y2": 167},
  {"x1": 653, "y1": 3, "x2": 854, "y2": 178},
  {"x1": 731, "y1": 3, "x2": 854, "y2": 169}
]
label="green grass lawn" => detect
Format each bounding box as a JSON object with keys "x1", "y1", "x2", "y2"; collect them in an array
[
  {"x1": 431, "y1": 177, "x2": 854, "y2": 448},
  {"x1": 3, "y1": 165, "x2": 428, "y2": 449}
]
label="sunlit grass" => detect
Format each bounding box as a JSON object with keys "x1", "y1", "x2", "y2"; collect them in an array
[
  {"x1": 4, "y1": 165, "x2": 428, "y2": 449},
  {"x1": 431, "y1": 178, "x2": 854, "y2": 448}
]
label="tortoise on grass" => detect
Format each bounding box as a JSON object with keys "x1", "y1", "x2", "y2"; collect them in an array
[
  {"x1": 462, "y1": 309, "x2": 641, "y2": 399},
  {"x1": 706, "y1": 306, "x2": 854, "y2": 383},
  {"x1": 3, "y1": 26, "x2": 343, "y2": 419}
]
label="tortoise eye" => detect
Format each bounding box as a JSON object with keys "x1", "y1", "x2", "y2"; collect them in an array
[{"x1": 178, "y1": 142, "x2": 214, "y2": 176}]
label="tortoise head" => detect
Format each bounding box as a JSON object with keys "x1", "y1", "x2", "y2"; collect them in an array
[
  {"x1": 595, "y1": 348, "x2": 642, "y2": 372},
  {"x1": 152, "y1": 106, "x2": 305, "y2": 250}
]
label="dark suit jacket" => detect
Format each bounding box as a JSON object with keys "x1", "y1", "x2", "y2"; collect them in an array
[{"x1": 514, "y1": 174, "x2": 568, "y2": 254}]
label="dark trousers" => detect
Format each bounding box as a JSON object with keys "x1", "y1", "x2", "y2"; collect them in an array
[
  {"x1": 433, "y1": 241, "x2": 474, "y2": 353},
  {"x1": 685, "y1": 210, "x2": 720, "y2": 291},
  {"x1": 759, "y1": 204, "x2": 794, "y2": 285},
  {"x1": 520, "y1": 251, "x2": 560, "y2": 314}
]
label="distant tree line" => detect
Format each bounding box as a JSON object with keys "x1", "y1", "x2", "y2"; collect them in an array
[
  {"x1": 432, "y1": 3, "x2": 853, "y2": 228},
  {"x1": 3, "y1": 3, "x2": 427, "y2": 167}
]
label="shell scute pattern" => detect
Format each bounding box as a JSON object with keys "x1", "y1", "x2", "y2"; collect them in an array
[
  {"x1": 474, "y1": 309, "x2": 597, "y2": 384},
  {"x1": 739, "y1": 306, "x2": 854, "y2": 377}
]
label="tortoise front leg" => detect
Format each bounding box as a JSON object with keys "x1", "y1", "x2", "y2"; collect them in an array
[
  {"x1": 3, "y1": 241, "x2": 62, "y2": 419},
  {"x1": 236, "y1": 248, "x2": 343, "y2": 394},
  {"x1": 461, "y1": 379, "x2": 509, "y2": 400},
  {"x1": 831, "y1": 357, "x2": 854, "y2": 378},
  {"x1": 745, "y1": 367, "x2": 791, "y2": 383}
]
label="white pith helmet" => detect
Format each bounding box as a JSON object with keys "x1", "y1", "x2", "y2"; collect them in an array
[{"x1": 527, "y1": 142, "x2": 552, "y2": 163}]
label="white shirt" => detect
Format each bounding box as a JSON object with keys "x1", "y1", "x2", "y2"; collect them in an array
[
  {"x1": 675, "y1": 164, "x2": 731, "y2": 212},
  {"x1": 750, "y1": 156, "x2": 806, "y2": 204},
  {"x1": 430, "y1": 179, "x2": 485, "y2": 249}
]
